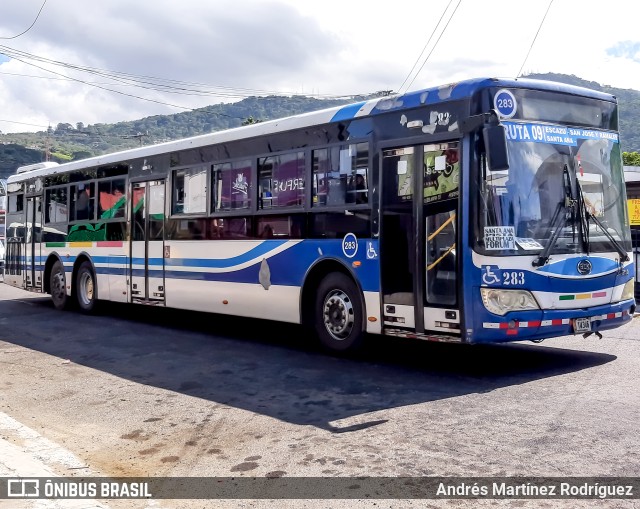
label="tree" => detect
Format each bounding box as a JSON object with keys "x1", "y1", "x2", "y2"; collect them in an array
[
  {"x1": 55, "y1": 123, "x2": 74, "y2": 133},
  {"x1": 72, "y1": 150, "x2": 93, "y2": 161},
  {"x1": 623, "y1": 151, "x2": 640, "y2": 166},
  {"x1": 242, "y1": 116, "x2": 262, "y2": 126}
]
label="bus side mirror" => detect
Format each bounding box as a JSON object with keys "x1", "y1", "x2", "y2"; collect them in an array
[{"x1": 483, "y1": 124, "x2": 510, "y2": 171}]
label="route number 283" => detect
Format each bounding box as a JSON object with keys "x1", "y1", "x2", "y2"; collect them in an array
[
  {"x1": 502, "y1": 271, "x2": 525, "y2": 285},
  {"x1": 496, "y1": 97, "x2": 514, "y2": 110}
]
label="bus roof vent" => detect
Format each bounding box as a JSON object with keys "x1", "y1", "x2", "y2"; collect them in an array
[{"x1": 16, "y1": 161, "x2": 60, "y2": 174}]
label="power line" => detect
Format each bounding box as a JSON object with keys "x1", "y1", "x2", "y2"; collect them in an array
[
  {"x1": 0, "y1": 118, "x2": 49, "y2": 128},
  {"x1": 0, "y1": 40, "x2": 381, "y2": 131},
  {"x1": 0, "y1": 66, "x2": 277, "y2": 99},
  {"x1": 0, "y1": 0, "x2": 48, "y2": 40},
  {"x1": 0, "y1": 45, "x2": 359, "y2": 100},
  {"x1": 403, "y1": 0, "x2": 463, "y2": 93},
  {"x1": 0, "y1": 49, "x2": 209, "y2": 113},
  {"x1": 517, "y1": 0, "x2": 554, "y2": 77},
  {"x1": 397, "y1": 0, "x2": 456, "y2": 95}
]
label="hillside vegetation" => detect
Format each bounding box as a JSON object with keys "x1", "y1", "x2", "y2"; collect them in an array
[{"x1": 1, "y1": 73, "x2": 638, "y2": 179}]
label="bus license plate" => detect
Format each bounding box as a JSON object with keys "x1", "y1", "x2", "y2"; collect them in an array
[{"x1": 573, "y1": 317, "x2": 591, "y2": 333}]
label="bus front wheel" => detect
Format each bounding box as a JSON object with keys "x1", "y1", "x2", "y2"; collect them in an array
[
  {"x1": 76, "y1": 261, "x2": 98, "y2": 313},
  {"x1": 50, "y1": 260, "x2": 68, "y2": 310},
  {"x1": 314, "y1": 272, "x2": 364, "y2": 353}
]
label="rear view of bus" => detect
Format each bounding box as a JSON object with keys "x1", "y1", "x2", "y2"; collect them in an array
[{"x1": 469, "y1": 83, "x2": 635, "y2": 343}]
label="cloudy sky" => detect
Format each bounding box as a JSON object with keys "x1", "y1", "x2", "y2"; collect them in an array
[{"x1": 0, "y1": 0, "x2": 638, "y2": 133}]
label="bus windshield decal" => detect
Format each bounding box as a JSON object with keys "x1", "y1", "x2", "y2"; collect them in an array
[
  {"x1": 503, "y1": 121, "x2": 619, "y2": 146},
  {"x1": 483, "y1": 226, "x2": 516, "y2": 250}
]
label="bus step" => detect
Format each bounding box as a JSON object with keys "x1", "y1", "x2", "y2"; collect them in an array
[
  {"x1": 384, "y1": 327, "x2": 463, "y2": 343},
  {"x1": 132, "y1": 298, "x2": 164, "y2": 306}
]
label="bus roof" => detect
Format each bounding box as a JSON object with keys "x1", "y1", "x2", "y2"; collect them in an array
[{"x1": 8, "y1": 77, "x2": 616, "y2": 184}]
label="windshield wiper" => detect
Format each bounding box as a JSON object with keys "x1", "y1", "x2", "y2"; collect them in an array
[
  {"x1": 576, "y1": 178, "x2": 590, "y2": 255},
  {"x1": 532, "y1": 165, "x2": 575, "y2": 267},
  {"x1": 576, "y1": 179, "x2": 629, "y2": 262}
]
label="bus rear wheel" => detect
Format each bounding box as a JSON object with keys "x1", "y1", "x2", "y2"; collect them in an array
[
  {"x1": 76, "y1": 261, "x2": 98, "y2": 313},
  {"x1": 314, "y1": 272, "x2": 364, "y2": 353},
  {"x1": 50, "y1": 260, "x2": 68, "y2": 310}
]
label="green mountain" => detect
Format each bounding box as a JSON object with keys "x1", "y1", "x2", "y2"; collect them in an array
[
  {"x1": 1, "y1": 73, "x2": 638, "y2": 180},
  {"x1": 526, "y1": 72, "x2": 640, "y2": 155},
  {"x1": 0, "y1": 95, "x2": 367, "y2": 179}
]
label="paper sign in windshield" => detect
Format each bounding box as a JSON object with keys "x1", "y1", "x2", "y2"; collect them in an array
[
  {"x1": 484, "y1": 226, "x2": 516, "y2": 250},
  {"x1": 515, "y1": 237, "x2": 543, "y2": 250}
]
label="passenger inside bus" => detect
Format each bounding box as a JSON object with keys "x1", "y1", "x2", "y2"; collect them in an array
[
  {"x1": 75, "y1": 184, "x2": 93, "y2": 221},
  {"x1": 260, "y1": 224, "x2": 274, "y2": 238},
  {"x1": 353, "y1": 174, "x2": 368, "y2": 204}
]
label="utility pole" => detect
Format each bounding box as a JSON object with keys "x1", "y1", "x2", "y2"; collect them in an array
[{"x1": 44, "y1": 125, "x2": 52, "y2": 161}]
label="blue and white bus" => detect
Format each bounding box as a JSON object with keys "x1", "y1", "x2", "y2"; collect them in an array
[{"x1": 3, "y1": 77, "x2": 634, "y2": 352}]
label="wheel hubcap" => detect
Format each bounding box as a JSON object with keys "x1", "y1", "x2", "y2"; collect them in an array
[
  {"x1": 79, "y1": 272, "x2": 94, "y2": 306},
  {"x1": 323, "y1": 289, "x2": 354, "y2": 341},
  {"x1": 52, "y1": 271, "x2": 65, "y2": 299}
]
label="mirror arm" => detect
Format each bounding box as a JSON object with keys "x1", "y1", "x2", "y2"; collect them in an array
[{"x1": 460, "y1": 109, "x2": 501, "y2": 134}]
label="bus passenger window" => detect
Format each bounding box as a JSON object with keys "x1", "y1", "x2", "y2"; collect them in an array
[
  {"x1": 312, "y1": 143, "x2": 368, "y2": 207},
  {"x1": 212, "y1": 160, "x2": 252, "y2": 212},
  {"x1": 349, "y1": 173, "x2": 368, "y2": 204},
  {"x1": 259, "y1": 224, "x2": 274, "y2": 238},
  {"x1": 259, "y1": 152, "x2": 304, "y2": 209},
  {"x1": 45, "y1": 188, "x2": 68, "y2": 223},
  {"x1": 73, "y1": 183, "x2": 95, "y2": 221},
  {"x1": 209, "y1": 218, "x2": 223, "y2": 239},
  {"x1": 226, "y1": 218, "x2": 250, "y2": 239},
  {"x1": 256, "y1": 215, "x2": 303, "y2": 239},
  {"x1": 172, "y1": 166, "x2": 207, "y2": 215},
  {"x1": 98, "y1": 179, "x2": 126, "y2": 219},
  {"x1": 8, "y1": 193, "x2": 24, "y2": 213}
]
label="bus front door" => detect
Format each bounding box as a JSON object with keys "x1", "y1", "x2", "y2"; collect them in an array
[
  {"x1": 380, "y1": 143, "x2": 460, "y2": 337},
  {"x1": 130, "y1": 181, "x2": 166, "y2": 304},
  {"x1": 25, "y1": 196, "x2": 42, "y2": 290}
]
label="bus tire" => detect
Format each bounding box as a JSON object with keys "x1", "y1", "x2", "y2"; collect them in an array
[
  {"x1": 76, "y1": 261, "x2": 98, "y2": 313},
  {"x1": 50, "y1": 260, "x2": 69, "y2": 310},
  {"x1": 314, "y1": 272, "x2": 364, "y2": 353}
]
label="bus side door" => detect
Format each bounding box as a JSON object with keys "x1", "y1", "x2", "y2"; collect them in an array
[
  {"x1": 25, "y1": 195, "x2": 42, "y2": 290},
  {"x1": 380, "y1": 142, "x2": 460, "y2": 336},
  {"x1": 130, "y1": 180, "x2": 166, "y2": 303}
]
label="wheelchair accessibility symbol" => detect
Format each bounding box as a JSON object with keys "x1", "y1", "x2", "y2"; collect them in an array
[
  {"x1": 366, "y1": 241, "x2": 378, "y2": 260},
  {"x1": 482, "y1": 265, "x2": 500, "y2": 285}
]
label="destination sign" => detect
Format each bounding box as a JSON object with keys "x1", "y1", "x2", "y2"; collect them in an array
[{"x1": 502, "y1": 121, "x2": 619, "y2": 146}]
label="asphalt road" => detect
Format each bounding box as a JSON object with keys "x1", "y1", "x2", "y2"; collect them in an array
[{"x1": 1, "y1": 282, "x2": 639, "y2": 509}]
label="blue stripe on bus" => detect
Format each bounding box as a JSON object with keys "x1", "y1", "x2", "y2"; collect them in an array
[
  {"x1": 165, "y1": 242, "x2": 290, "y2": 268},
  {"x1": 330, "y1": 79, "x2": 510, "y2": 123},
  {"x1": 330, "y1": 101, "x2": 369, "y2": 122},
  {"x1": 97, "y1": 267, "x2": 127, "y2": 276},
  {"x1": 484, "y1": 269, "x2": 621, "y2": 293},
  {"x1": 534, "y1": 256, "x2": 620, "y2": 277},
  {"x1": 130, "y1": 240, "x2": 290, "y2": 268},
  {"x1": 129, "y1": 269, "x2": 164, "y2": 278}
]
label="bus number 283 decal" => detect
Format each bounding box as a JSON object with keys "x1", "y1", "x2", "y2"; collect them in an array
[{"x1": 502, "y1": 271, "x2": 525, "y2": 285}]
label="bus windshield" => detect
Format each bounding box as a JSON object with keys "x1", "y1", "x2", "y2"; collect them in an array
[{"x1": 475, "y1": 122, "x2": 631, "y2": 256}]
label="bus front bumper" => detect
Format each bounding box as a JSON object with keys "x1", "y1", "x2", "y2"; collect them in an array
[{"x1": 472, "y1": 299, "x2": 636, "y2": 343}]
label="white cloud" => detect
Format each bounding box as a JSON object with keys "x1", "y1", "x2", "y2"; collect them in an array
[{"x1": 0, "y1": 0, "x2": 638, "y2": 133}]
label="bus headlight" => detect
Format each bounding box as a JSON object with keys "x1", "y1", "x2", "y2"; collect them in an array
[
  {"x1": 480, "y1": 288, "x2": 540, "y2": 316},
  {"x1": 621, "y1": 279, "x2": 635, "y2": 301}
]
